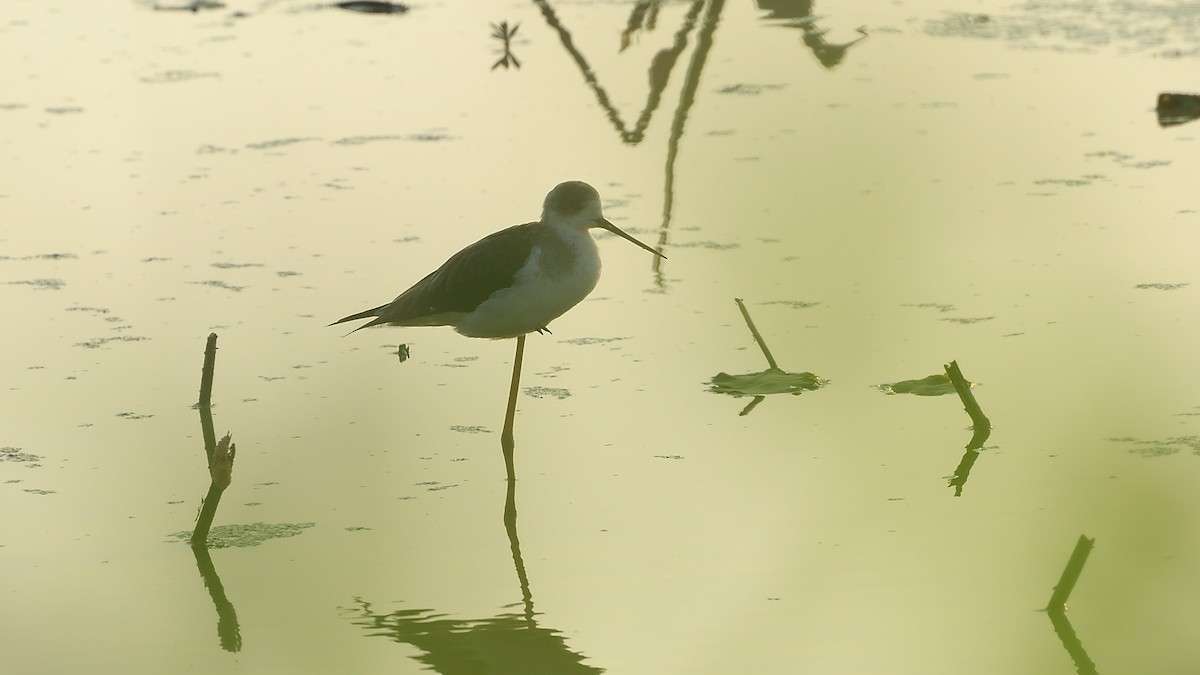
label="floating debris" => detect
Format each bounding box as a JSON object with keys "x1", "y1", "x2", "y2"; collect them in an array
[
  {"x1": 169, "y1": 522, "x2": 315, "y2": 548},
  {"x1": 1110, "y1": 435, "x2": 1200, "y2": 458},
  {"x1": 1, "y1": 447, "x2": 42, "y2": 464},
  {"x1": 139, "y1": 70, "x2": 219, "y2": 84},
  {"x1": 710, "y1": 369, "x2": 822, "y2": 396},
  {"x1": 879, "y1": 373, "x2": 962, "y2": 396},
  {"x1": 1157, "y1": 92, "x2": 1200, "y2": 127},
  {"x1": 7, "y1": 278, "x2": 65, "y2": 290},
  {"x1": 333, "y1": 1, "x2": 409, "y2": 14},
  {"x1": 75, "y1": 335, "x2": 150, "y2": 349},
  {"x1": 523, "y1": 386, "x2": 570, "y2": 400}
]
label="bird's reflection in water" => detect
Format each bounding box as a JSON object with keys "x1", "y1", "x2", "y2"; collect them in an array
[
  {"x1": 344, "y1": 370, "x2": 603, "y2": 673},
  {"x1": 347, "y1": 597, "x2": 602, "y2": 674}
]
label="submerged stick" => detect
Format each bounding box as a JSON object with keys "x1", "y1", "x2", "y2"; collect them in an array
[
  {"x1": 500, "y1": 334, "x2": 526, "y2": 482},
  {"x1": 1046, "y1": 534, "x2": 1095, "y2": 612},
  {"x1": 735, "y1": 298, "x2": 779, "y2": 370}
]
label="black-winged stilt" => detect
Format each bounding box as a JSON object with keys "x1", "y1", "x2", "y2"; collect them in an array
[
  {"x1": 330, "y1": 181, "x2": 664, "y2": 337},
  {"x1": 331, "y1": 181, "x2": 664, "y2": 480}
]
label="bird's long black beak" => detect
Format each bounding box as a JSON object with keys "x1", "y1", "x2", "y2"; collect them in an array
[{"x1": 596, "y1": 218, "x2": 666, "y2": 259}]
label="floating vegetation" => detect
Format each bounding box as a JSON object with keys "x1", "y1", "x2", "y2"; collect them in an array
[
  {"x1": 1135, "y1": 282, "x2": 1188, "y2": 291},
  {"x1": 762, "y1": 300, "x2": 820, "y2": 309},
  {"x1": 7, "y1": 278, "x2": 65, "y2": 290},
  {"x1": 245, "y1": 137, "x2": 319, "y2": 150},
  {"x1": 169, "y1": 522, "x2": 315, "y2": 549},
  {"x1": 940, "y1": 316, "x2": 995, "y2": 325},
  {"x1": 563, "y1": 336, "x2": 629, "y2": 346},
  {"x1": 75, "y1": 335, "x2": 148, "y2": 349},
  {"x1": 139, "y1": 70, "x2": 219, "y2": 84},
  {"x1": 1032, "y1": 177, "x2": 1095, "y2": 187},
  {"x1": 710, "y1": 299, "x2": 825, "y2": 414},
  {"x1": 450, "y1": 425, "x2": 490, "y2": 434},
  {"x1": 1, "y1": 447, "x2": 42, "y2": 464},
  {"x1": 151, "y1": 1, "x2": 226, "y2": 11},
  {"x1": 672, "y1": 240, "x2": 739, "y2": 250},
  {"x1": 1087, "y1": 150, "x2": 1170, "y2": 170},
  {"x1": 717, "y1": 83, "x2": 786, "y2": 95},
  {"x1": 406, "y1": 132, "x2": 453, "y2": 142},
  {"x1": 334, "y1": 1, "x2": 409, "y2": 14},
  {"x1": 523, "y1": 386, "x2": 570, "y2": 399},
  {"x1": 1109, "y1": 435, "x2": 1200, "y2": 458},
  {"x1": 0, "y1": 252, "x2": 77, "y2": 261},
  {"x1": 190, "y1": 280, "x2": 246, "y2": 292},
  {"x1": 710, "y1": 369, "x2": 823, "y2": 396},
  {"x1": 925, "y1": 5, "x2": 1200, "y2": 58},
  {"x1": 903, "y1": 302, "x2": 955, "y2": 313},
  {"x1": 333, "y1": 135, "x2": 406, "y2": 145},
  {"x1": 879, "y1": 373, "x2": 963, "y2": 396}
]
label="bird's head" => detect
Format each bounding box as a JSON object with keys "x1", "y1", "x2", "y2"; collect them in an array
[{"x1": 543, "y1": 181, "x2": 665, "y2": 259}]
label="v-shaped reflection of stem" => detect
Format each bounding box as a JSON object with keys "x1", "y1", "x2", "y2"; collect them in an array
[
  {"x1": 534, "y1": 0, "x2": 728, "y2": 290},
  {"x1": 944, "y1": 360, "x2": 991, "y2": 449},
  {"x1": 661, "y1": 0, "x2": 724, "y2": 240},
  {"x1": 1044, "y1": 535, "x2": 1098, "y2": 674},
  {"x1": 188, "y1": 333, "x2": 243, "y2": 652},
  {"x1": 1047, "y1": 609, "x2": 1098, "y2": 675},
  {"x1": 191, "y1": 544, "x2": 243, "y2": 652},
  {"x1": 193, "y1": 333, "x2": 235, "y2": 547},
  {"x1": 533, "y1": 0, "x2": 706, "y2": 145}
]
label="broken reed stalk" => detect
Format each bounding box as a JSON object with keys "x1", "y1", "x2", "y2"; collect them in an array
[
  {"x1": 944, "y1": 360, "x2": 991, "y2": 448},
  {"x1": 735, "y1": 298, "x2": 779, "y2": 370},
  {"x1": 192, "y1": 333, "x2": 234, "y2": 548},
  {"x1": 198, "y1": 333, "x2": 219, "y2": 461},
  {"x1": 1046, "y1": 534, "x2": 1095, "y2": 613},
  {"x1": 199, "y1": 332, "x2": 218, "y2": 409}
]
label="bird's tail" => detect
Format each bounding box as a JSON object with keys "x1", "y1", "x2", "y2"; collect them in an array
[{"x1": 329, "y1": 304, "x2": 389, "y2": 332}]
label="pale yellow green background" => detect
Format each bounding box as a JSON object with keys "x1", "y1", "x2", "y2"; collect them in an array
[{"x1": 2, "y1": 1, "x2": 1198, "y2": 673}]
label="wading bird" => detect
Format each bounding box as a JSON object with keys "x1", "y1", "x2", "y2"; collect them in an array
[{"x1": 331, "y1": 181, "x2": 665, "y2": 478}]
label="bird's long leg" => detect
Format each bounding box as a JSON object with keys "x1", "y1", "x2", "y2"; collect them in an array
[{"x1": 500, "y1": 334, "x2": 525, "y2": 481}]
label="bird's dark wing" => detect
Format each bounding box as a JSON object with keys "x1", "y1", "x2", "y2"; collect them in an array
[{"x1": 375, "y1": 222, "x2": 539, "y2": 322}]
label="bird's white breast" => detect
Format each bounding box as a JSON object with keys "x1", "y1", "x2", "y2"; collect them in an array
[{"x1": 454, "y1": 227, "x2": 601, "y2": 338}]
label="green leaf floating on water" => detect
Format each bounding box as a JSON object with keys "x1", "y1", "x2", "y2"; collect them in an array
[
  {"x1": 710, "y1": 368, "x2": 824, "y2": 396},
  {"x1": 880, "y1": 374, "x2": 970, "y2": 396}
]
